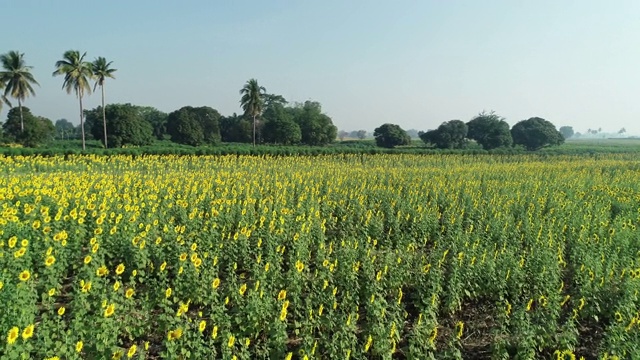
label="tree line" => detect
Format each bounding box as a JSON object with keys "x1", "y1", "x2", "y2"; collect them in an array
[
  {"x1": 374, "y1": 111, "x2": 566, "y2": 151},
  {"x1": 1, "y1": 50, "x2": 568, "y2": 151},
  {"x1": 0, "y1": 50, "x2": 338, "y2": 148}
]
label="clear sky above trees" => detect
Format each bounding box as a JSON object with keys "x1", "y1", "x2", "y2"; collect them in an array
[{"x1": 3, "y1": 0, "x2": 640, "y2": 134}]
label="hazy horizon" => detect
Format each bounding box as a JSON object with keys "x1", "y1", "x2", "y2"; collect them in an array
[{"x1": 2, "y1": 1, "x2": 640, "y2": 135}]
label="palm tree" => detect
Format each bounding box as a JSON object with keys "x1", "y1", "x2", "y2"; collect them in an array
[
  {"x1": 53, "y1": 50, "x2": 93, "y2": 150},
  {"x1": 239, "y1": 79, "x2": 266, "y2": 146},
  {"x1": 91, "y1": 57, "x2": 117, "y2": 148},
  {"x1": 0, "y1": 51, "x2": 39, "y2": 132}
]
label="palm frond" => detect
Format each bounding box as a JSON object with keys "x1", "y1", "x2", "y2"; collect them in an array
[
  {"x1": 239, "y1": 78, "x2": 267, "y2": 117},
  {"x1": 91, "y1": 56, "x2": 117, "y2": 91},
  {"x1": 0, "y1": 50, "x2": 39, "y2": 101},
  {"x1": 53, "y1": 50, "x2": 94, "y2": 96}
]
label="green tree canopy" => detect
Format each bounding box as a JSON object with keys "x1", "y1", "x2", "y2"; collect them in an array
[
  {"x1": 466, "y1": 111, "x2": 512, "y2": 150},
  {"x1": 289, "y1": 101, "x2": 337, "y2": 146},
  {"x1": 420, "y1": 120, "x2": 468, "y2": 149},
  {"x1": 166, "y1": 106, "x2": 222, "y2": 146},
  {"x1": 86, "y1": 103, "x2": 153, "y2": 147},
  {"x1": 373, "y1": 123, "x2": 411, "y2": 148},
  {"x1": 559, "y1": 126, "x2": 574, "y2": 139},
  {"x1": 2, "y1": 107, "x2": 54, "y2": 147},
  {"x1": 55, "y1": 118, "x2": 75, "y2": 140},
  {"x1": 511, "y1": 117, "x2": 564, "y2": 150},
  {"x1": 262, "y1": 103, "x2": 301, "y2": 145},
  {"x1": 220, "y1": 113, "x2": 253, "y2": 143},
  {"x1": 138, "y1": 106, "x2": 168, "y2": 140}
]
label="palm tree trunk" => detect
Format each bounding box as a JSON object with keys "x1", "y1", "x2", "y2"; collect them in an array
[
  {"x1": 79, "y1": 92, "x2": 86, "y2": 151},
  {"x1": 102, "y1": 84, "x2": 107, "y2": 149},
  {"x1": 18, "y1": 98, "x2": 23, "y2": 132},
  {"x1": 253, "y1": 115, "x2": 256, "y2": 147}
]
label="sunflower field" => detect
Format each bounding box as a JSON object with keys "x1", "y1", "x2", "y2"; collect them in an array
[{"x1": 1, "y1": 153, "x2": 640, "y2": 359}]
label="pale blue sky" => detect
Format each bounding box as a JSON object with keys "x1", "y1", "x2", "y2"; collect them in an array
[{"x1": 2, "y1": 0, "x2": 640, "y2": 134}]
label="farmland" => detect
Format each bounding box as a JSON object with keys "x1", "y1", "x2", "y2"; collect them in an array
[{"x1": 1, "y1": 153, "x2": 640, "y2": 359}]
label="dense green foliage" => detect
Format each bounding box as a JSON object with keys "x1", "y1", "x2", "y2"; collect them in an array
[
  {"x1": 166, "y1": 106, "x2": 222, "y2": 146},
  {"x1": 373, "y1": 123, "x2": 411, "y2": 148},
  {"x1": 86, "y1": 104, "x2": 154, "y2": 147},
  {"x1": 262, "y1": 104, "x2": 301, "y2": 145},
  {"x1": 466, "y1": 112, "x2": 513, "y2": 150},
  {"x1": 220, "y1": 114, "x2": 252, "y2": 143},
  {"x1": 512, "y1": 117, "x2": 565, "y2": 150},
  {"x1": 290, "y1": 101, "x2": 337, "y2": 146},
  {"x1": 420, "y1": 120, "x2": 468, "y2": 149},
  {"x1": 140, "y1": 107, "x2": 169, "y2": 140},
  {"x1": 1, "y1": 107, "x2": 54, "y2": 146}
]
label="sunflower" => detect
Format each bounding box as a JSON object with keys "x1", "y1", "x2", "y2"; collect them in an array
[
  {"x1": 14, "y1": 247, "x2": 26, "y2": 258},
  {"x1": 198, "y1": 320, "x2": 206, "y2": 333},
  {"x1": 104, "y1": 303, "x2": 115, "y2": 317},
  {"x1": 167, "y1": 327, "x2": 183, "y2": 341},
  {"x1": 21, "y1": 324, "x2": 34, "y2": 340},
  {"x1": 212, "y1": 278, "x2": 220, "y2": 289},
  {"x1": 80, "y1": 280, "x2": 92, "y2": 293},
  {"x1": 45, "y1": 255, "x2": 56, "y2": 267},
  {"x1": 115, "y1": 263, "x2": 125, "y2": 275},
  {"x1": 278, "y1": 289, "x2": 287, "y2": 301},
  {"x1": 76, "y1": 341, "x2": 83, "y2": 353},
  {"x1": 227, "y1": 335, "x2": 235, "y2": 348},
  {"x1": 7, "y1": 327, "x2": 19, "y2": 344},
  {"x1": 364, "y1": 335, "x2": 373, "y2": 352},
  {"x1": 165, "y1": 287, "x2": 172, "y2": 298},
  {"x1": 452, "y1": 321, "x2": 464, "y2": 340},
  {"x1": 125, "y1": 288, "x2": 134, "y2": 299},
  {"x1": 84, "y1": 255, "x2": 92, "y2": 264},
  {"x1": 19, "y1": 270, "x2": 31, "y2": 281},
  {"x1": 58, "y1": 307, "x2": 66, "y2": 316},
  {"x1": 127, "y1": 344, "x2": 137, "y2": 358},
  {"x1": 239, "y1": 283, "x2": 247, "y2": 296},
  {"x1": 96, "y1": 266, "x2": 109, "y2": 277}
]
